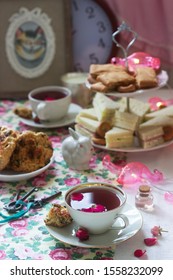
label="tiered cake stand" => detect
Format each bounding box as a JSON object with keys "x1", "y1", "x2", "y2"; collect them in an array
[
  {"x1": 110, "y1": 22, "x2": 168, "y2": 111},
  {"x1": 88, "y1": 22, "x2": 169, "y2": 152}
]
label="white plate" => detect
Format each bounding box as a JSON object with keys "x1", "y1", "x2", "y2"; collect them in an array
[
  {"x1": 0, "y1": 156, "x2": 54, "y2": 182},
  {"x1": 46, "y1": 203, "x2": 142, "y2": 248},
  {"x1": 86, "y1": 70, "x2": 168, "y2": 98},
  {"x1": 20, "y1": 103, "x2": 82, "y2": 128},
  {"x1": 92, "y1": 139, "x2": 173, "y2": 153}
]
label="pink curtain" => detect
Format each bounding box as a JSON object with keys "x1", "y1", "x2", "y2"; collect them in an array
[{"x1": 105, "y1": 0, "x2": 173, "y2": 69}]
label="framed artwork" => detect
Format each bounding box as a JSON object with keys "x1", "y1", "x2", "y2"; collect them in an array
[{"x1": 0, "y1": 0, "x2": 72, "y2": 98}]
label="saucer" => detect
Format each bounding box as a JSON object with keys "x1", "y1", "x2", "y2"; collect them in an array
[
  {"x1": 20, "y1": 103, "x2": 82, "y2": 128},
  {"x1": 46, "y1": 203, "x2": 143, "y2": 248},
  {"x1": 0, "y1": 156, "x2": 54, "y2": 182}
]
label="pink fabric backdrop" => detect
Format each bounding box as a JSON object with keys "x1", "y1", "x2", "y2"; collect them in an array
[{"x1": 106, "y1": 0, "x2": 173, "y2": 69}]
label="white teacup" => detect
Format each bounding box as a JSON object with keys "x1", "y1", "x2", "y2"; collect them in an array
[
  {"x1": 28, "y1": 86, "x2": 72, "y2": 121},
  {"x1": 65, "y1": 182, "x2": 129, "y2": 235},
  {"x1": 61, "y1": 72, "x2": 93, "y2": 108}
]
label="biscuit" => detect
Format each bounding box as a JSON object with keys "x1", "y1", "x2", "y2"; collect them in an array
[
  {"x1": 89, "y1": 63, "x2": 159, "y2": 93},
  {"x1": 14, "y1": 106, "x2": 33, "y2": 119},
  {"x1": 90, "y1": 82, "x2": 110, "y2": 93},
  {"x1": 89, "y1": 64, "x2": 125, "y2": 78},
  {"x1": 44, "y1": 204, "x2": 73, "y2": 227},
  {"x1": 87, "y1": 74, "x2": 97, "y2": 84},
  {"x1": 0, "y1": 126, "x2": 19, "y2": 171},
  {"x1": 97, "y1": 71, "x2": 135, "y2": 89},
  {"x1": 8, "y1": 131, "x2": 53, "y2": 172},
  {"x1": 117, "y1": 83, "x2": 136, "y2": 93},
  {"x1": 135, "y1": 66, "x2": 158, "y2": 89}
]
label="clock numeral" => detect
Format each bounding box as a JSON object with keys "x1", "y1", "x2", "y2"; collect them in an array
[
  {"x1": 97, "y1": 21, "x2": 106, "y2": 33},
  {"x1": 85, "y1": 6, "x2": 95, "y2": 19},
  {"x1": 98, "y1": 38, "x2": 106, "y2": 49},
  {"x1": 89, "y1": 53, "x2": 99, "y2": 64}
]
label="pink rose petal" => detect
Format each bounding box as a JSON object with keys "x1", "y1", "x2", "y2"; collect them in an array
[
  {"x1": 71, "y1": 193, "x2": 84, "y2": 201},
  {"x1": 82, "y1": 204, "x2": 106, "y2": 212},
  {"x1": 134, "y1": 249, "x2": 146, "y2": 258},
  {"x1": 144, "y1": 237, "x2": 157, "y2": 246},
  {"x1": 45, "y1": 97, "x2": 56, "y2": 101}
]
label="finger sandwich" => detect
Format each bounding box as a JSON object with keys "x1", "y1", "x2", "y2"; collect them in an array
[
  {"x1": 113, "y1": 110, "x2": 140, "y2": 132},
  {"x1": 119, "y1": 97, "x2": 150, "y2": 123},
  {"x1": 140, "y1": 115, "x2": 173, "y2": 128},
  {"x1": 75, "y1": 115, "x2": 112, "y2": 144},
  {"x1": 75, "y1": 124, "x2": 94, "y2": 139},
  {"x1": 76, "y1": 107, "x2": 98, "y2": 120},
  {"x1": 105, "y1": 127, "x2": 134, "y2": 148},
  {"x1": 144, "y1": 105, "x2": 173, "y2": 120},
  {"x1": 75, "y1": 115, "x2": 100, "y2": 140},
  {"x1": 137, "y1": 126, "x2": 164, "y2": 149},
  {"x1": 75, "y1": 115, "x2": 100, "y2": 133},
  {"x1": 92, "y1": 92, "x2": 119, "y2": 123}
]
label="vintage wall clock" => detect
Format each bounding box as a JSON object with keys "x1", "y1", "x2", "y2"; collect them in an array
[{"x1": 71, "y1": 0, "x2": 118, "y2": 72}]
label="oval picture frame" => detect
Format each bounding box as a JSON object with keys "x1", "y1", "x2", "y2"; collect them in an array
[{"x1": 5, "y1": 7, "x2": 56, "y2": 79}]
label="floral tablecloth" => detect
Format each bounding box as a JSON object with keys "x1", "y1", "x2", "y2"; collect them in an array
[
  {"x1": 0, "y1": 100, "x2": 126, "y2": 260},
  {"x1": 1, "y1": 97, "x2": 173, "y2": 260}
]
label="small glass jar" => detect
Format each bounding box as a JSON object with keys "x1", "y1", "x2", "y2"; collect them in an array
[{"x1": 135, "y1": 185, "x2": 154, "y2": 211}]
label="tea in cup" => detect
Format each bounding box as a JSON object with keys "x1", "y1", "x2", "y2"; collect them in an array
[
  {"x1": 28, "y1": 86, "x2": 72, "y2": 121},
  {"x1": 65, "y1": 182, "x2": 129, "y2": 234}
]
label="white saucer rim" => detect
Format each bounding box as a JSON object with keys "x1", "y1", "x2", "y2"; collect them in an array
[
  {"x1": 19, "y1": 103, "x2": 82, "y2": 128},
  {"x1": 46, "y1": 203, "x2": 143, "y2": 248}
]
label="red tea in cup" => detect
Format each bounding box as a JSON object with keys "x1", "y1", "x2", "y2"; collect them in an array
[
  {"x1": 67, "y1": 186, "x2": 122, "y2": 212},
  {"x1": 33, "y1": 91, "x2": 66, "y2": 101}
]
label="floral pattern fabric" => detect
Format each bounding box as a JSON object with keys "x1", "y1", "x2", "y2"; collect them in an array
[{"x1": 0, "y1": 100, "x2": 126, "y2": 260}]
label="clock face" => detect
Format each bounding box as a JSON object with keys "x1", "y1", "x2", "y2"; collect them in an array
[{"x1": 72, "y1": 0, "x2": 116, "y2": 72}]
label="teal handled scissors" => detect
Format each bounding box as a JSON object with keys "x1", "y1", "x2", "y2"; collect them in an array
[
  {"x1": 3, "y1": 187, "x2": 37, "y2": 213},
  {"x1": 0, "y1": 189, "x2": 62, "y2": 224}
]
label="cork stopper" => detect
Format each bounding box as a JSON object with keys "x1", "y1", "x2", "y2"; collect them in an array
[{"x1": 139, "y1": 185, "x2": 151, "y2": 193}]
